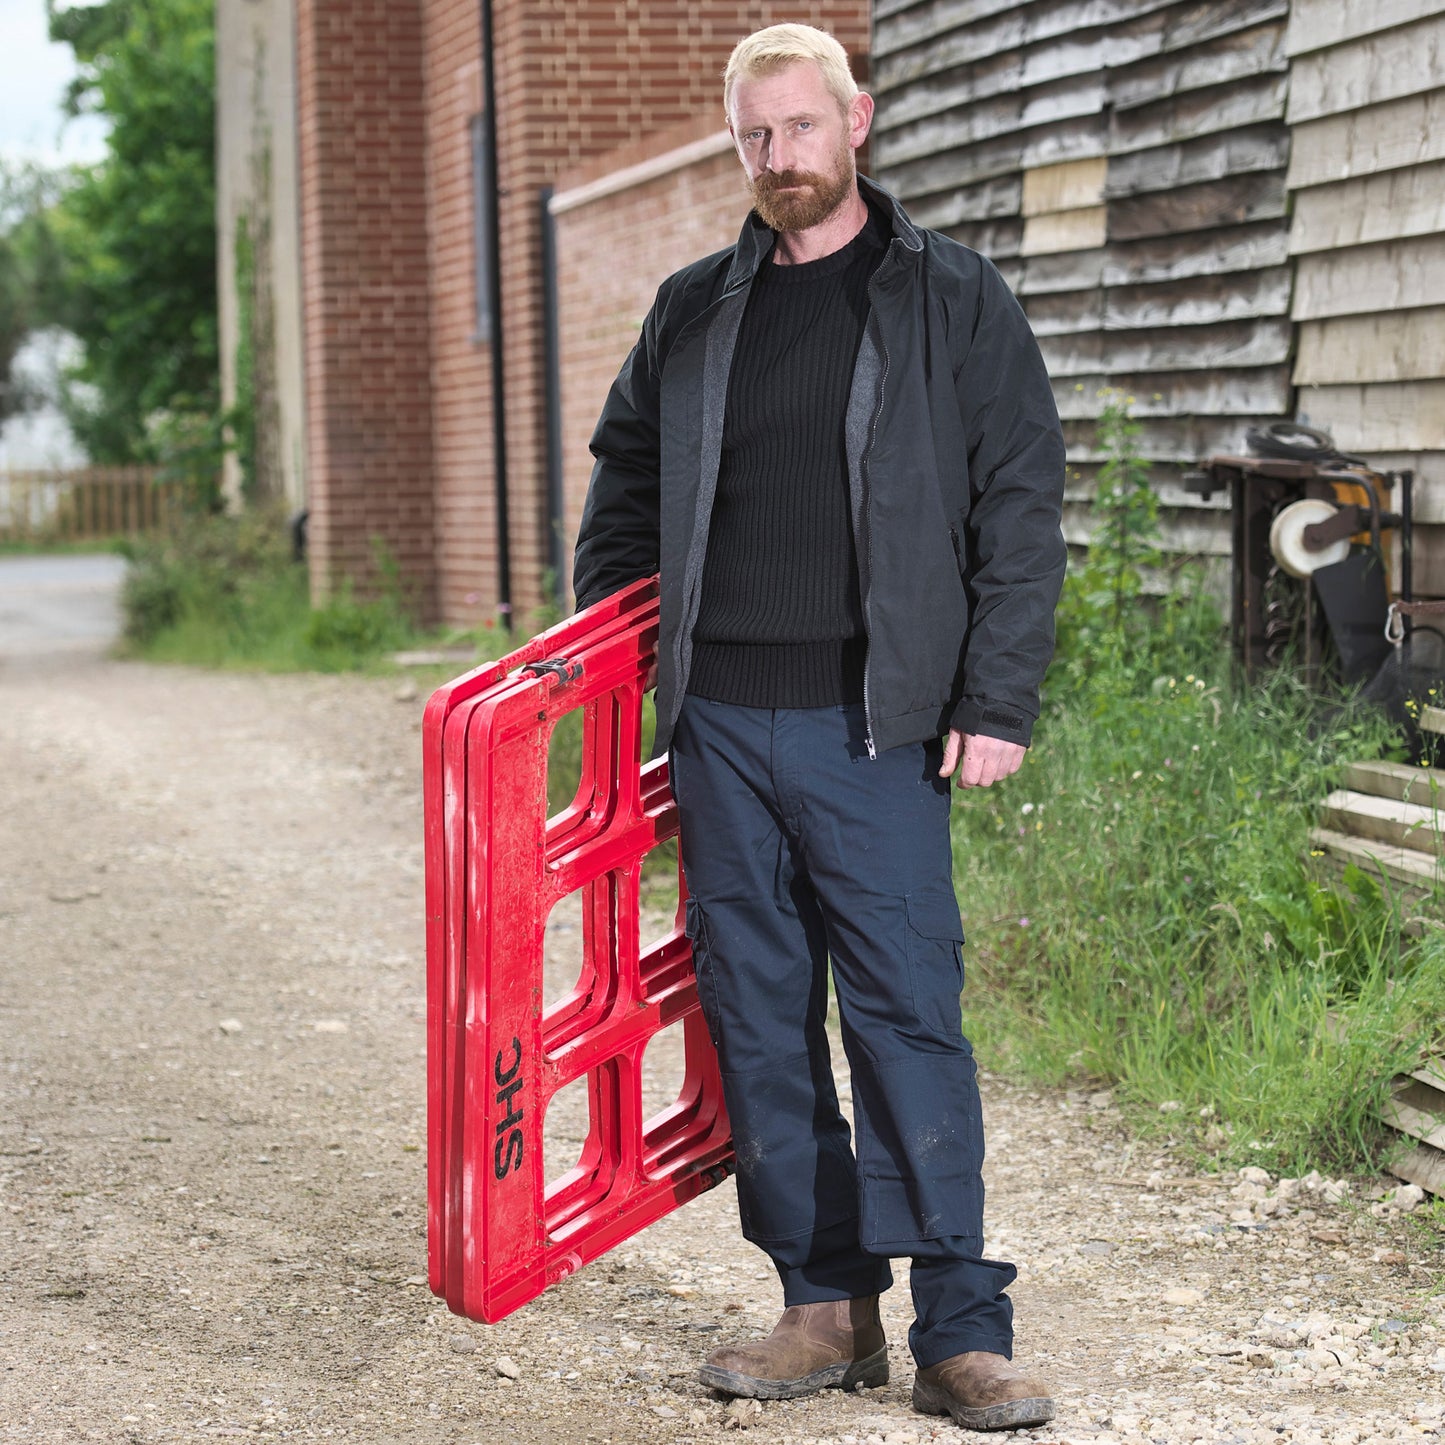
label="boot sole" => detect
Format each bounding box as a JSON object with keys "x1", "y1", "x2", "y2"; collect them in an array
[
  {"x1": 698, "y1": 1347, "x2": 889, "y2": 1400},
  {"x1": 912, "y1": 1377, "x2": 1056, "y2": 1431}
]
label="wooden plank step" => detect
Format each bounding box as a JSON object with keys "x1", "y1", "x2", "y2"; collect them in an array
[
  {"x1": 1320, "y1": 791, "x2": 1445, "y2": 856},
  {"x1": 1342, "y1": 760, "x2": 1445, "y2": 806},
  {"x1": 1309, "y1": 827, "x2": 1443, "y2": 885},
  {"x1": 1420, "y1": 704, "x2": 1445, "y2": 736},
  {"x1": 1382, "y1": 1086, "x2": 1445, "y2": 1151},
  {"x1": 1309, "y1": 845, "x2": 1431, "y2": 930},
  {"x1": 1406, "y1": 1057, "x2": 1445, "y2": 1093},
  {"x1": 1388, "y1": 1142, "x2": 1445, "y2": 1198}
]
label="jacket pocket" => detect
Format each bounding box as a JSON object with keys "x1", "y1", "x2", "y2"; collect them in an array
[{"x1": 903, "y1": 891, "x2": 966, "y2": 1036}]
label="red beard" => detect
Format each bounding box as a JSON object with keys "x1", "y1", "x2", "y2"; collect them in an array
[{"x1": 747, "y1": 143, "x2": 855, "y2": 233}]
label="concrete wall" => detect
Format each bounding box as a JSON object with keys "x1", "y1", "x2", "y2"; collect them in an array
[{"x1": 215, "y1": 0, "x2": 307, "y2": 510}]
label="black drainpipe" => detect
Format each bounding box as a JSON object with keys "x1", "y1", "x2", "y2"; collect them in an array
[
  {"x1": 480, "y1": 0, "x2": 512, "y2": 630},
  {"x1": 540, "y1": 185, "x2": 565, "y2": 608}
]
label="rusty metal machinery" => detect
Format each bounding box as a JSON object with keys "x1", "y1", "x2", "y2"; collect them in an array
[{"x1": 1184, "y1": 453, "x2": 1414, "y2": 688}]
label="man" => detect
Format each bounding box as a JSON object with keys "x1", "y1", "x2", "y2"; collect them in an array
[{"x1": 573, "y1": 23, "x2": 1065, "y2": 1433}]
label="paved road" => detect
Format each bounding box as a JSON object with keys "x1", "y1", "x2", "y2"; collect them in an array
[{"x1": 0, "y1": 552, "x2": 127, "y2": 657}]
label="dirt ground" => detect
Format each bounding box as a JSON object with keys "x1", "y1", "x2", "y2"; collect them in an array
[{"x1": 2, "y1": 643, "x2": 1443, "y2": 1445}]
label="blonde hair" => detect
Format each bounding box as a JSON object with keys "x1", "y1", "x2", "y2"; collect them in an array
[{"x1": 723, "y1": 24, "x2": 858, "y2": 119}]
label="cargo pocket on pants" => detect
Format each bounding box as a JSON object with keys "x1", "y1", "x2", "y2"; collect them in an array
[
  {"x1": 903, "y1": 890, "x2": 966, "y2": 1036},
  {"x1": 683, "y1": 897, "x2": 723, "y2": 1045}
]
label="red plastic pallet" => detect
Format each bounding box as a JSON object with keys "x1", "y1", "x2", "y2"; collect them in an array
[{"x1": 424, "y1": 579, "x2": 734, "y2": 1322}]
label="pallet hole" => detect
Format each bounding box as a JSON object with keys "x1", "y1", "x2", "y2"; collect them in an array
[{"x1": 542, "y1": 1072, "x2": 593, "y2": 1197}]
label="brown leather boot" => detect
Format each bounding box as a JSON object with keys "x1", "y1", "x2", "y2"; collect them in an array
[
  {"x1": 912, "y1": 1351, "x2": 1055, "y2": 1431},
  {"x1": 698, "y1": 1296, "x2": 888, "y2": 1400}
]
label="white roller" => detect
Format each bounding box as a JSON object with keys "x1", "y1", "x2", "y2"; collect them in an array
[{"x1": 1269, "y1": 499, "x2": 1350, "y2": 579}]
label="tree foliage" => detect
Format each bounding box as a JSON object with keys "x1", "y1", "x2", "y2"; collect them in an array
[
  {"x1": 45, "y1": 0, "x2": 218, "y2": 463},
  {"x1": 0, "y1": 161, "x2": 72, "y2": 425}
]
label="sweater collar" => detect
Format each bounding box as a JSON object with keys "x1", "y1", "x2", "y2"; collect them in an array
[{"x1": 726, "y1": 174, "x2": 923, "y2": 290}]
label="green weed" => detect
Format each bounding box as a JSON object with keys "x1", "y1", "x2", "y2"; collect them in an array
[
  {"x1": 119, "y1": 507, "x2": 439, "y2": 672},
  {"x1": 957, "y1": 665, "x2": 1444, "y2": 1174}
]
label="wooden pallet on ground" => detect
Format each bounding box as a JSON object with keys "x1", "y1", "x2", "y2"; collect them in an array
[
  {"x1": 1384, "y1": 1059, "x2": 1445, "y2": 1199},
  {"x1": 1312, "y1": 761, "x2": 1444, "y2": 1196},
  {"x1": 1313, "y1": 759, "x2": 1445, "y2": 905}
]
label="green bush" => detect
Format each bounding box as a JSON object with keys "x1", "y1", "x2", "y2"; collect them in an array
[
  {"x1": 302, "y1": 587, "x2": 412, "y2": 666},
  {"x1": 120, "y1": 508, "x2": 422, "y2": 671},
  {"x1": 952, "y1": 669, "x2": 1441, "y2": 1169},
  {"x1": 1052, "y1": 387, "x2": 1225, "y2": 700}
]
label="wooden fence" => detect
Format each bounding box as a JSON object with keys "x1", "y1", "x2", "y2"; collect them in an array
[{"x1": 0, "y1": 467, "x2": 188, "y2": 543}]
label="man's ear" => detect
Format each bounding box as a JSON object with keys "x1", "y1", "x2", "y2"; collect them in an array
[{"x1": 849, "y1": 91, "x2": 875, "y2": 151}]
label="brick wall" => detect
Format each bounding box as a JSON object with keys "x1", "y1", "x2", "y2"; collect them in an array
[
  {"x1": 298, "y1": 0, "x2": 867, "y2": 627},
  {"x1": 552, "y1": 132, "x2": 746, "y2": 596},
  {"x1": 454, "y1": 0, "x2": 870, "y2": 627},
  {"x1": 422, "y1": 1, "x2": 495, "y2": 631},
  {"x1": 295, "y1": 0, "x2": 438, "y2": 618}
]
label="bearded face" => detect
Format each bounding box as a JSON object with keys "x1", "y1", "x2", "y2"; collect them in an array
[{"x1": 745, "y1": 128, "x2": 855, "y2": 233}]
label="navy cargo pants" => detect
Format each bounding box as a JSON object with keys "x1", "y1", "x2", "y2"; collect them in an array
[{"x1": 669, "y1": 695, "x2": 1017, "y2": 1367}]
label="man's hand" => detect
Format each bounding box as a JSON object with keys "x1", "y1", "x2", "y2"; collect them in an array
[{"x1": 939, "y1": 730, "x2": 1025, "y2": 789}]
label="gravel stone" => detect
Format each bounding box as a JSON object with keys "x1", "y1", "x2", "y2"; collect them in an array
[{"x1": 1, "y1": 658, "x2": 1440, "y2": 1444}]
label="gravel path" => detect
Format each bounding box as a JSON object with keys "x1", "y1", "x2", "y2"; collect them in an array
[
  {"x1": 1, "y1": 650, "x2": 1441, "y2": 1444},
  {"x1": 0, "y1": 555, "x2": 127, "y2": 657}
]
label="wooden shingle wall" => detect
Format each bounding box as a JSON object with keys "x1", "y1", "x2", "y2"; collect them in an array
[
  {"x1": 870, "y1": 0, "x2": 1297, "y2": 574},
  {"x1": 1286, "y1": 0, "x2": 1445, "y2": 591}
]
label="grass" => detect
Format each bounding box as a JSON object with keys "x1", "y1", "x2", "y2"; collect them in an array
[
  {"x1": 952, "y1": 663, "x2": 1445, "y2": 1176},
  {"x1": 0, "y1": 535, "x2": 129, "y2": 555},
  {"x1": 118, "y1": 507, "x2": 500, "y2": 674}
]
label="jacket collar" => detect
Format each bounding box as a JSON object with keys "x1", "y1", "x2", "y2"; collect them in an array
[{"x1": 725, "y1": 173, "x2": 924, "y2": 290}]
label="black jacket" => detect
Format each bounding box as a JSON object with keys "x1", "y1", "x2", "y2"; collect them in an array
[{"x1": 573, "y1": 175, "x2": 1066, "y2": 759}]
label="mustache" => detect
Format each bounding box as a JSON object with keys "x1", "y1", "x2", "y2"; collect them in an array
[{"x1": 751, "y1": 168, "x2": 828, "y2": 195}]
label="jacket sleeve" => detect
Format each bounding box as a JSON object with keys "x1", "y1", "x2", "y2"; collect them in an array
[
  {"x1": 949, "y1": 256, "x2": 1067, "y2": 747},
  {"x1": 572, "y1": 297, "x2": 664, "y2": 613}
]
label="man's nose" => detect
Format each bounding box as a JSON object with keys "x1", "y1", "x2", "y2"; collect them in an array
[{"x1": 765, "y1": 133, "x2": 793, "y2": 173}]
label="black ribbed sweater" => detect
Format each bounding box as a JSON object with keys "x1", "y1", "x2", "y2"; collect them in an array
[{"x1": 689, "y1": 208, "x2": 887, "y2": 708}]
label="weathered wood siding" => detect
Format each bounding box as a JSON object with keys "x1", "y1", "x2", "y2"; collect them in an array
[
  {"x1": 871, "y1": 0, "x2": 1298, "y2": 572},
  {"x1": 1286, "y1": 0, "x2": 1445, "y2": 589}
]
